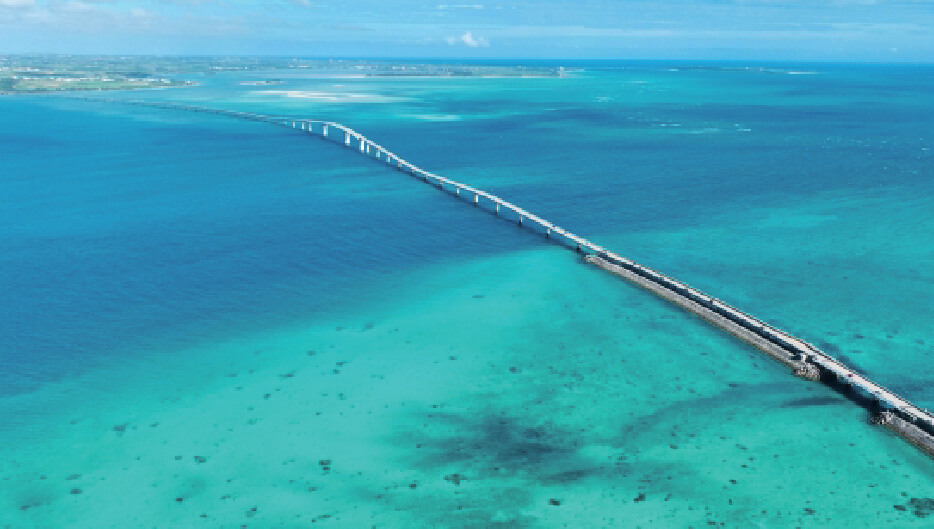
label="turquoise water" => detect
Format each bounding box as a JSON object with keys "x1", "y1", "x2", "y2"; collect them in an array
[{"x1": 1, "y1": 63, "x2": 934, "y2": 527}]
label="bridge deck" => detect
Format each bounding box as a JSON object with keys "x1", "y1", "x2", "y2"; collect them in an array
[{"x1": 64, "y1": 95, "x2": 934, "y2": 455}]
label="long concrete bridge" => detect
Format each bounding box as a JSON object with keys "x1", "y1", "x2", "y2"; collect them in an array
[{"x1": 65, "y1": 95, "x2": 934, "y2": 457}]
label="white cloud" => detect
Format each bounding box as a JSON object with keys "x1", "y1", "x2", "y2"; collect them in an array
[
  {"x1": 1, "y1": 0, "x2": 184, "y2": 35},
  {"x1": 445, "y1": 30, "x2": 489, "y2": 47},
  {"x1": 489, "y1": 22, "x2": 932, "y2": 40},
  {"x1": 63, "y1": 1, "x2": 95, "y2": 12}
]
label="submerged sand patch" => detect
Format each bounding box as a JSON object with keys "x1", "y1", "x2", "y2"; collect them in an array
[
  {"x1": 2, "y1": 248, "x2": 933, "y2": 528},
  {"x1": 255, "y1": 90, "x2": 409, "y2": 103}
]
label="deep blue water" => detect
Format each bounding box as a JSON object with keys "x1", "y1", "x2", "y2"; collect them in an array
[
  {"x1": 2, "y1": 63, "x2": 932, "y2": 398},
  {"x1": 2, "y1": 61, "x2": 934, "y2": 528},
  {"x1": 0, "y1": 99, "x2": 546, "y2": 394}
]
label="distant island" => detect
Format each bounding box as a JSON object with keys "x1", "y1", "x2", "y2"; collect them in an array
[
  {"x1": 326, "y1": 62, "x2": 568, "y2": 78},
  {"x1": 0, "y1": 73, "x2": 194, "y2": 93},
  {"x1": 239, "y1": 79, "x2": 284, "y2": 86},
  {"x1": 0, "y1": 55, "x2": 197, "y2": 93},
  {"x1": 0, "y1": 55, "x2": 568, "y2": 94}
]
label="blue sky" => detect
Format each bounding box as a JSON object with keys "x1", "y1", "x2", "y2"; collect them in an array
[{"x1": 1, "y1": 0, "x2": 932, "y2": 61}]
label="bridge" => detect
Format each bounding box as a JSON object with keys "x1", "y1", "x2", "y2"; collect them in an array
[{"x1": 63, "y1": 95, "x2": 934, "y2": 457}]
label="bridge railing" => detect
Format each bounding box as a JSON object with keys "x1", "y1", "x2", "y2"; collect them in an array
[{"x1": 57, "y1": 94, "x2": 934, "y2": 436}]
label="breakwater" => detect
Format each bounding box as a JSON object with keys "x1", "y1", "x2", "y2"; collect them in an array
[{"x1": 65, "y1": 96, "x2": 934, "y2": 457}]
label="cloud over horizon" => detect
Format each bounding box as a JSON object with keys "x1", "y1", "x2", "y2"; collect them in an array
[{"x1": 445, "y1": 30, "x2": 490, "y2": 47}]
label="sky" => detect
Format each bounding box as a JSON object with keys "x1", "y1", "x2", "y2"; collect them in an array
[{"x1": 0, "y1": 0, "x2": 933, "y2": 61}]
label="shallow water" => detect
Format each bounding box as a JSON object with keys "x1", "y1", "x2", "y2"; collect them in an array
[{"x1": 1, "y1": 62, "x2": 933, "y2": 527}]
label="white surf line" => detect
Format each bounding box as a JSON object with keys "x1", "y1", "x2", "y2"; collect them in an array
[{"x1": 64, "y1": 95, "x2": 934, "y2": 457}]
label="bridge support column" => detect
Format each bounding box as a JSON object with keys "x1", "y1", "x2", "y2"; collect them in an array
[
  {"x1": 344, "y1": 132, "x2": 351, "y2": 146},
  {"x1": 495, "y1": 203, "x2": 500, "y2": 215},
  {"x1": 547, "y1": 228, "x2": 551, "y2": 238},
  {"x1": 359, "y1": 138, "x2": 366, "y2": 152},
  {"x1": 518, "y1": 216, "x2": 523, "y2": 226},
  {"x1": 323, "y1": 125, "x2": 329, "y2": 137}
]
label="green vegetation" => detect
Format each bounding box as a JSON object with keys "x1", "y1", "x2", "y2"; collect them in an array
[
  {"x1": 0, "y1": 55, "x2": 194, "y2": 93},
  {"x1": 0, "y1": 55, "x2": 566, "y2": 94}
]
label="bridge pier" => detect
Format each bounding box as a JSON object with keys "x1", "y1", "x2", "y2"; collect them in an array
[
  {"x1": 871, "y1": 411, "x2": 934, "y2": 456},
  {"x1": 72, "y1": 96, "x2": 934, "y2": 462}
]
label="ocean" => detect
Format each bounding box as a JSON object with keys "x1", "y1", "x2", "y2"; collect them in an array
[{"x1": 1, "y1": 61, "x2": 933, "y2": 527}]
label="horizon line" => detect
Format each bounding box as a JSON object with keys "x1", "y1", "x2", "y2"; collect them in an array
[{"x1": 2, "y1": 53, "x2": 933, "y2": 66}]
